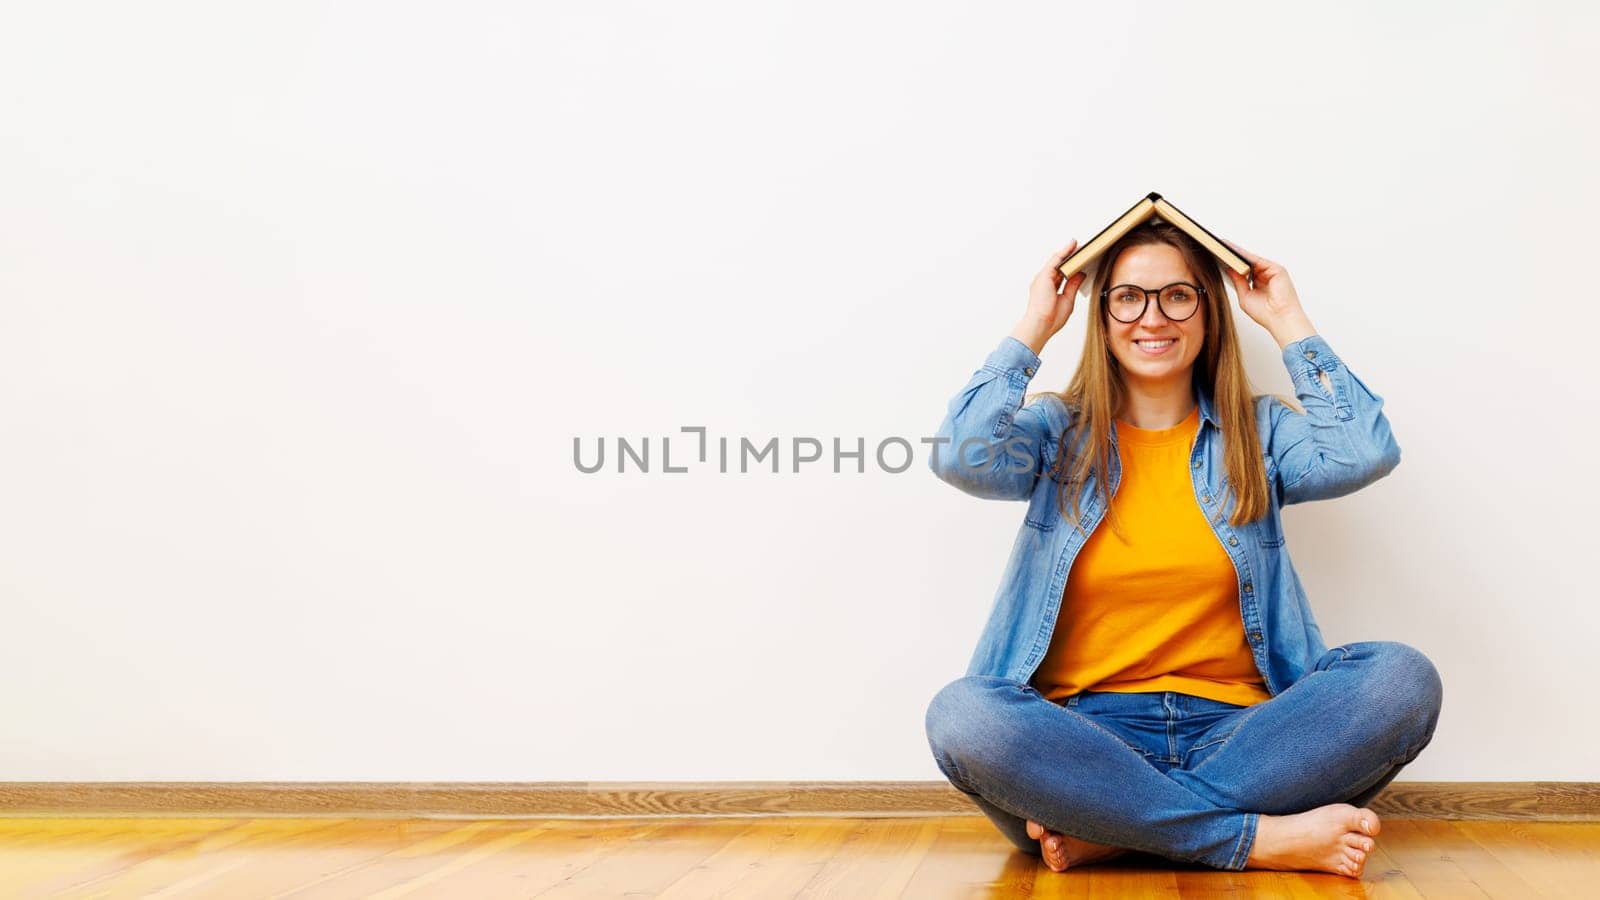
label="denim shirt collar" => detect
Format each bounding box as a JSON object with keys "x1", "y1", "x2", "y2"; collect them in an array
[{"x1": 1195, "y1": 381, "x2": 1219, "y2": 430}]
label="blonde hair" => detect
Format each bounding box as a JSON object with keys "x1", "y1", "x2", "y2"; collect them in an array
[{"x1": 1035, "y1": 220, "x2": 1269, "y2": 540}]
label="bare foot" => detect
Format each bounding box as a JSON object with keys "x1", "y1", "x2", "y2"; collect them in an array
[
  {"x1": 1025, "y1": 818, "x2": 1130, "y2": 872},
  {"x1": 1245, "y1": 803, "x2": 1381, "y2": 878}
]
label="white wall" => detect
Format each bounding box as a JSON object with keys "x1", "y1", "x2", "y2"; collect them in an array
[{"x1": 0, "y1": 1, "x2": 1594, "y2": 782}]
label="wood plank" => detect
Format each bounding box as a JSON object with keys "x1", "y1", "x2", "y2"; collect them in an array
[
  {"x1": 1452, "y1": 820, "x2": 1600, "y2": 898},
  {"x1": 1412, "y1": 819, "x2": 1542, "y2": 898},
  {"x1": 1357, "y1": 840, "x2": 1428, "y2": 899},
  {"x1": 282, "y1": 819, "x2": 660, "y2": 898},
  {"x1": 1377, "y1": 818, "x2": 1492, "y2": 898},
  {"x1": 213, "y1": 820, "x2": 526, "y2": 898},
  {"x1": 792, "y1": 816, "x2": 943, "y2": 898},
  {"x1": 498, "y1": 818, "x2": 744, "y2": 897},
  {"x1": 898, "y1": 815, "x2": 1045, "y2": 898},
  {"x1": 45, "y1": 819, "x2": 358, "y2": 899},
  {"x1": 0, "y1": 818, "x2": 246, "y2": 897}
]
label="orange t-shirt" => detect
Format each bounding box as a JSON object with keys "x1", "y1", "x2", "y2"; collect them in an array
[{"x1": 1031, "y1": 404, "x2": 1271, "y2": 708}]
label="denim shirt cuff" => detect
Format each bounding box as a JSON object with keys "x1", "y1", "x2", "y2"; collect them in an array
[
  {"x1": 1281, "y1": 333, "x2": 1340, "y2": 380},
  {"x1": 984, "y1": 336, "x2": 1042, "y2": 381},
  {"x1": 1280, "y1": 332, "x2": 1356, "y2": 418}
]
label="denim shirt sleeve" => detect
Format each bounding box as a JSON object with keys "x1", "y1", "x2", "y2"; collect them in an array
[
  {"x1": 1269, "y1": 333, "x2": 1402, "y2": 506},
  {"x1": 928, "y1": 336, "x2": 1053, "y2": 501}
]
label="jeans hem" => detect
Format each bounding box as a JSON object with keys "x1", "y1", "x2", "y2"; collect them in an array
[{"x1": 1227, "y1": 811, "x2": 1259, "y2": 870}]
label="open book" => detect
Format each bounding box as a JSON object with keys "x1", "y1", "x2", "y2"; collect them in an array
[{"x1": 1057, "y1": 192, "x2": 1252, "y2": 293}]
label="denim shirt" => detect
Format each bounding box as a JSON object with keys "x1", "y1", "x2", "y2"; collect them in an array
[{"x1": 928, "y1": 333, "x2": 1401, "y2": 697}]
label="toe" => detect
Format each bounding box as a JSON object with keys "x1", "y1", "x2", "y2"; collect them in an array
[
  {"x1": 1042, "y1": 837, "x2": 1068, "y2": 872},
  {"x1": 1343, "y1": 833, "x2": 1374, "y2": 853},
  {"x1": 1027, "y1": 819, "x2": 1044, "y2": 840}
]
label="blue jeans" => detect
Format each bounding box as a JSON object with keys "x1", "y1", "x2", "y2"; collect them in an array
[{"x1": 924, "y1": 641, "x2": 1443, "y2": 871}]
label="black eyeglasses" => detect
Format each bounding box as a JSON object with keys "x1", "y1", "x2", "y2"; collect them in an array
[{"x1": 1101, "y1": 281, "x2": 1207, "y2": 323}]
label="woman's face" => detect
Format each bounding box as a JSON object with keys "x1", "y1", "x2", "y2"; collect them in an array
[{"x1": 1104, "y1": 243, "x2": 1206, "y2": 387}]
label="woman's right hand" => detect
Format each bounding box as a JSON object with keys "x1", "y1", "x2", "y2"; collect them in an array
[{"x1": 1011, "y1": 239, "x2": 1087, "y2": 356}]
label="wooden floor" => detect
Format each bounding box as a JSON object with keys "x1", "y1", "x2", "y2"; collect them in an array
[{"x1": 0, "y1": 815, "x2": 1595, "y2": 898}]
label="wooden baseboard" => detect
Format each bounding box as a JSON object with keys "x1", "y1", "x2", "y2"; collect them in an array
[{"x1": 0, "y1": 782, "x2": 1594, "y2": 820}]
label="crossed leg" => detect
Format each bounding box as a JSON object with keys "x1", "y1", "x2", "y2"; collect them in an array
[
  {"x1": 926, "y1": 641, "x2": 1443, "y2": 873},
  {"x1": 1166, "y1": 641, "x2": 1443, "y2": 814},
  {"x1": 927, "y1": 676, "x2": 1264, "y2": 870}
]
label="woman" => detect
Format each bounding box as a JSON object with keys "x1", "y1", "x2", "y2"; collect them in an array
[{"x1": 922, "y1": 220, "x2": 1442, "y2": 878}]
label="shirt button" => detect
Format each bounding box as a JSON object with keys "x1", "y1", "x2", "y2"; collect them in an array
[
  {"x1": 1023, "y1": 366, "x2": 1035, "y2": 376},
  {"x1": 1202, "y1": 494, "x2": 1212, "y2": 503},
  {"x1": 1192, "y1": 459, "x2": 1201, "y2": 469},
  {"x1": 1228, "y1": 536, "x2": 1238, "y2": 546},
  {"x1": 1244, "y1": 582, "x2": 1254, "y2": 593},
  {"x1": 1304, "y1": 350, "x2": 1316, "y2": 359},
  {"x1": 1250, "y1": 631, "x2": 1262, "y2": 642}
]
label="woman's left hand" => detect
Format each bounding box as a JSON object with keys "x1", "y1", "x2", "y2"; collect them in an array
[{"x1": 1220, "y1": 238, "x2": 1317, "y2": 347}]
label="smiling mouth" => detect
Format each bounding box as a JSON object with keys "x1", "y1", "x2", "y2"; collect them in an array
[{"x1": 1133, "y1": 338, "x2": 1177, "y2": 352}]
